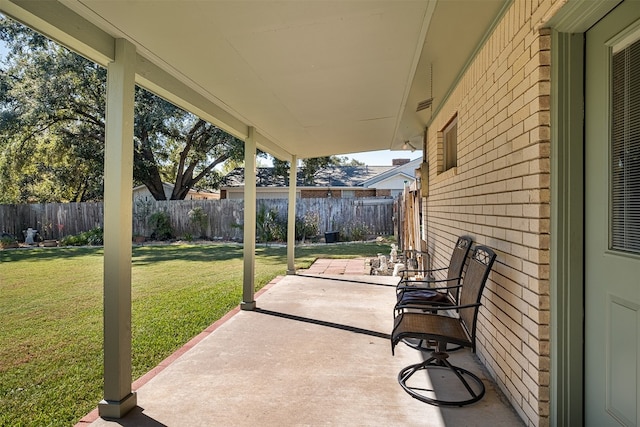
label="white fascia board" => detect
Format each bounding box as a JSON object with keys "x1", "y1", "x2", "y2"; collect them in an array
[{"x1": 1, "y1": 0, "x2": 114, "y2": 66}]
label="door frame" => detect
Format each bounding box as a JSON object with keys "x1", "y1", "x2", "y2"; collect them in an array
[
  {"x1": 550, "y1": 29, "x2": 585, "y2": 427},
  {"x1": 547, "y1": 1, "x2": 623, "y2": 425}
]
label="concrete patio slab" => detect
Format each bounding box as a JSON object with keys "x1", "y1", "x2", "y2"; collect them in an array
[
  {"x1": 80, "y1": 270, "x2": 523, "y2": 427},
  {"x1": 299, "y1": 257, "x2": 370, "y2": 275}
]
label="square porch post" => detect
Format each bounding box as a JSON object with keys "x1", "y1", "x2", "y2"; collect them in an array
[
  {"x1": 242, "y1": 127, "x2": 257, "y2": 310},
  {"x1": 99, "y1": 38, "x2": 137, "y2": 418},
  {"x1": 287, "y1": 155, "x2": 297, "y2": 274}
]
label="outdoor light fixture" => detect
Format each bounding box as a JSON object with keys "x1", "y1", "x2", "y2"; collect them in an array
[{"x1": 403, "y1": 141, "x2": 417, "y2": 151}]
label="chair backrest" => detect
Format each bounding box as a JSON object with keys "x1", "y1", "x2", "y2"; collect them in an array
[
  {"x1": 457, "y1": 245, "x2": 497, "y2": 350},
  {"x1": 445, "y1": 236, "x2": 473, "y2": 303},
  {"x1": 446, "y1": 236, "x2": 473, "y2": 282}
]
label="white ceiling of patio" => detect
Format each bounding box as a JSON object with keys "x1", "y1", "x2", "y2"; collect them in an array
[{"x1": 2, "y1": 0, "x2": 507, "y2": 160}]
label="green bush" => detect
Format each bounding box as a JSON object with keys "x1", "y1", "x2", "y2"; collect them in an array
[
  {"x1": 336, "y1": 221, "x2": 370, "y2": 242},
  {"x1": 85, "y1": 227, "x2": 104, "y2": 245},
  {"x1": 256, "y1": 205, "x2": 286, "y2": 243},
  {"x1": 59, "y1": 227, "x2": 103, "y2": 246},
  {"x1": 295, "y1": 211, "x2": 320, "y2": 243},
  {"x1": 149, "y1": 211, "x2": 173, "y2": 240},
  {"x1": 0, "y1": 234, "x2": 18, "y2": 247},
  {"x1": 188, "y1": 206, "x2": 208, "y2": 238},
  {"x1": 349, "y1": 222, "x2": 370, "y2": 241}
]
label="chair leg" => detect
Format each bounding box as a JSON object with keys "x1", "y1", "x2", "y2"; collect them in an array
[{"x1": 397, "y1": 351, "x2": 485, "y2": 407}]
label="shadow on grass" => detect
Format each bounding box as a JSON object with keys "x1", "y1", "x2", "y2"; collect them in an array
[
  {"x1": 132, "y1": 244, "x2": 246, "y2": 265},
  {"x1": 0, "y1": 246, "x2": 102, "y2": 263},
  {"x1": 0, "y1": 241, "x2": 389, "y2": 265},
  {"x1": 0, "y1": 244, "x2": 248, "y2": 264}
]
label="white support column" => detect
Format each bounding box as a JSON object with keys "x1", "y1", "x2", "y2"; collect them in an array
[
  {"x1": 98, "y1": 38, "x2": 137, "y2": 419},
  {"x1": 287, "y1": 155, "x2": 297, "y2": 274},
  {"x1": 241, "y1": 127, "x2": 257, "y2": 310}
]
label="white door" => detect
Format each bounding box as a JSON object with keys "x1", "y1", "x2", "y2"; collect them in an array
[{"x1": 585, "y1": 1, "x2": 640, "y2": 425}]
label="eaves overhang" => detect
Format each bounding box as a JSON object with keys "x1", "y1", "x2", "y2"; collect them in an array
[{"x1": 1, "y1": 0, "x2": 509, "y2": 161}]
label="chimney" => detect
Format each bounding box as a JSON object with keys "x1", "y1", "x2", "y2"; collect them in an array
[{"x1": 392, "y1": 158, "x2": 410, "y2": 166}]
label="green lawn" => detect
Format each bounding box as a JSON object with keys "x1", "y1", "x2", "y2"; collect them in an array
[{"x1": 0, "y1": 242, "x2": 388, "y2": 426}]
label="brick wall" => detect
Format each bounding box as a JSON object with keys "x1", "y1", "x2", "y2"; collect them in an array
[
  {"x1": 354, "y1": 189, "x2": 378, "y2": 198},
  {"x1": 297, "y1": 189, "x2": 381, "y2": 198},
  {"x1": 300, "y1": 189, "x2": 332, "y2": 198},
  {"x1": 375, "y1": 189, "x2": 392, "y2": 197},
  {"x1": 423, "y1": 1, "x2": 558, "y2": 425}
]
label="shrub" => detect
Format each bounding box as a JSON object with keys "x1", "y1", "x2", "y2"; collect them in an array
[
  {"x1": 256, "y1": 205, "x2": 286, "y2": 244},
  {"x1": 85, "y1": 227, "x2": 104, "y2": 245},
  {"x1": 188, "y1": 206, "x2": 208, "y2": 238},
  {"x1": 336, "y1": 221, "x2": 370, "y2": 242},
  {"x1": 59, "y1": 227, "x2": 103, "y2": 246},
  {"x1": 0, "y1": 234, "x2": 18, "y2": 248},
  {"x1": 295, "y1": 211, "x2": 320, "y2": 243},
  {"x1": 349, "y1": 222, "x2": 370, "y2": 241},
  {"x1": 149, "y1": 211, "x2": 173, "y2": 240}
]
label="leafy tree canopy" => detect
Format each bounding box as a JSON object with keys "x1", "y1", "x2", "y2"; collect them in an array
[
  {"x1": 271, "y1": 155, "x2": 365, "y2": 185},
  {"x1": 0, "y1": 16, "x2": 247, "y2": 202}
]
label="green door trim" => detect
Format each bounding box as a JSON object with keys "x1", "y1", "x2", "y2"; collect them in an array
[
  {"x1": 548, "y1": 2, "x2": 623, "y2": 425},
  {"x1": 550, "y1": 30, "x2": 585, "y2": 427}
]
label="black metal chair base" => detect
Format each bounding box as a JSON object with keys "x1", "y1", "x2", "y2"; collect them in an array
[{"x1": 398, "y1": 352, "x2": 485, "y2": 407}]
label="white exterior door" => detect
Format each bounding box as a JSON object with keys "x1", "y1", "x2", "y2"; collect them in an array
[{"x1": 585, "y1": 1, "x2": 640, "y2": 425}]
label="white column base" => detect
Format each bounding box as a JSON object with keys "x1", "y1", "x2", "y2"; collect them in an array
[
  {"x1": 241, "y1": 301, "x2": 256, "y2": 310},
  {"x1": 98, "y1": 392, "x2": 137, "y2": 419}
]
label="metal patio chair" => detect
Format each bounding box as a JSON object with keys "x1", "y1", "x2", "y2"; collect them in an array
[
  {"x1": 391, "y1": 245, "x2": 497, "y2": 407},
  {"x1": 396, "y1": 235, "x2": 472, "y2": 306},
  {"x1": 394, "y1": 236, "x2": 472, "y2": 352}
]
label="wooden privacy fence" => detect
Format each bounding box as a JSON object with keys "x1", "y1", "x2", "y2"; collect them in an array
[{"x1": 0, "y1": 198, "x2": 395, "y2": 241}]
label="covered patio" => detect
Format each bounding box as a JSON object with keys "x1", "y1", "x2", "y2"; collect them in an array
[
  {"x1": 6, "y1": 0, "x2": 637, "y2": 424},
  {"x1": 78, "y1": 261, "x2": 522, "y2": 426}
]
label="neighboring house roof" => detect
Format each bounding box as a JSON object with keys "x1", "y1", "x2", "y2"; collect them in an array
[
  {"x1": 361, "y1": 158, "x2": 422, "y2": 187},
  {"x1": 221, "y1": 162, "x2": 419, "y2": 188}
]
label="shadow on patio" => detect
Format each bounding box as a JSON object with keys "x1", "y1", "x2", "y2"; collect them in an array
[{"x1": 79, "y1": 261, "x2": 523, "y2": 426}]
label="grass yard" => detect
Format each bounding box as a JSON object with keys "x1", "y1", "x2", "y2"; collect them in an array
[{"x1": 0, "y1": 241, "x2": 389, "y2": 426}]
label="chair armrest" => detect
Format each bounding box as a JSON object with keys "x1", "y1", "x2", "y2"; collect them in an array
[
  {"x1": 395, "y1": 301, "x2": 481, "y2": 315},
  {"x1": 394, "y1": 301, "x2": 453, "y2": 313},
  {"x1": 396, "y1": 282, "x2": 461, "y2": 302},
  {"x1": 396, "y1": 277, "x2": 461, "y2": 290},
  {"x1": 398, "y1": 275, "x2": 460, "y2": 284},
  {"x1": 394, "y1": 292, "x2": 453, "y2": 310},
  {"x1": 399, "y1": 266, "x2": 446, "y2": 276}
]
